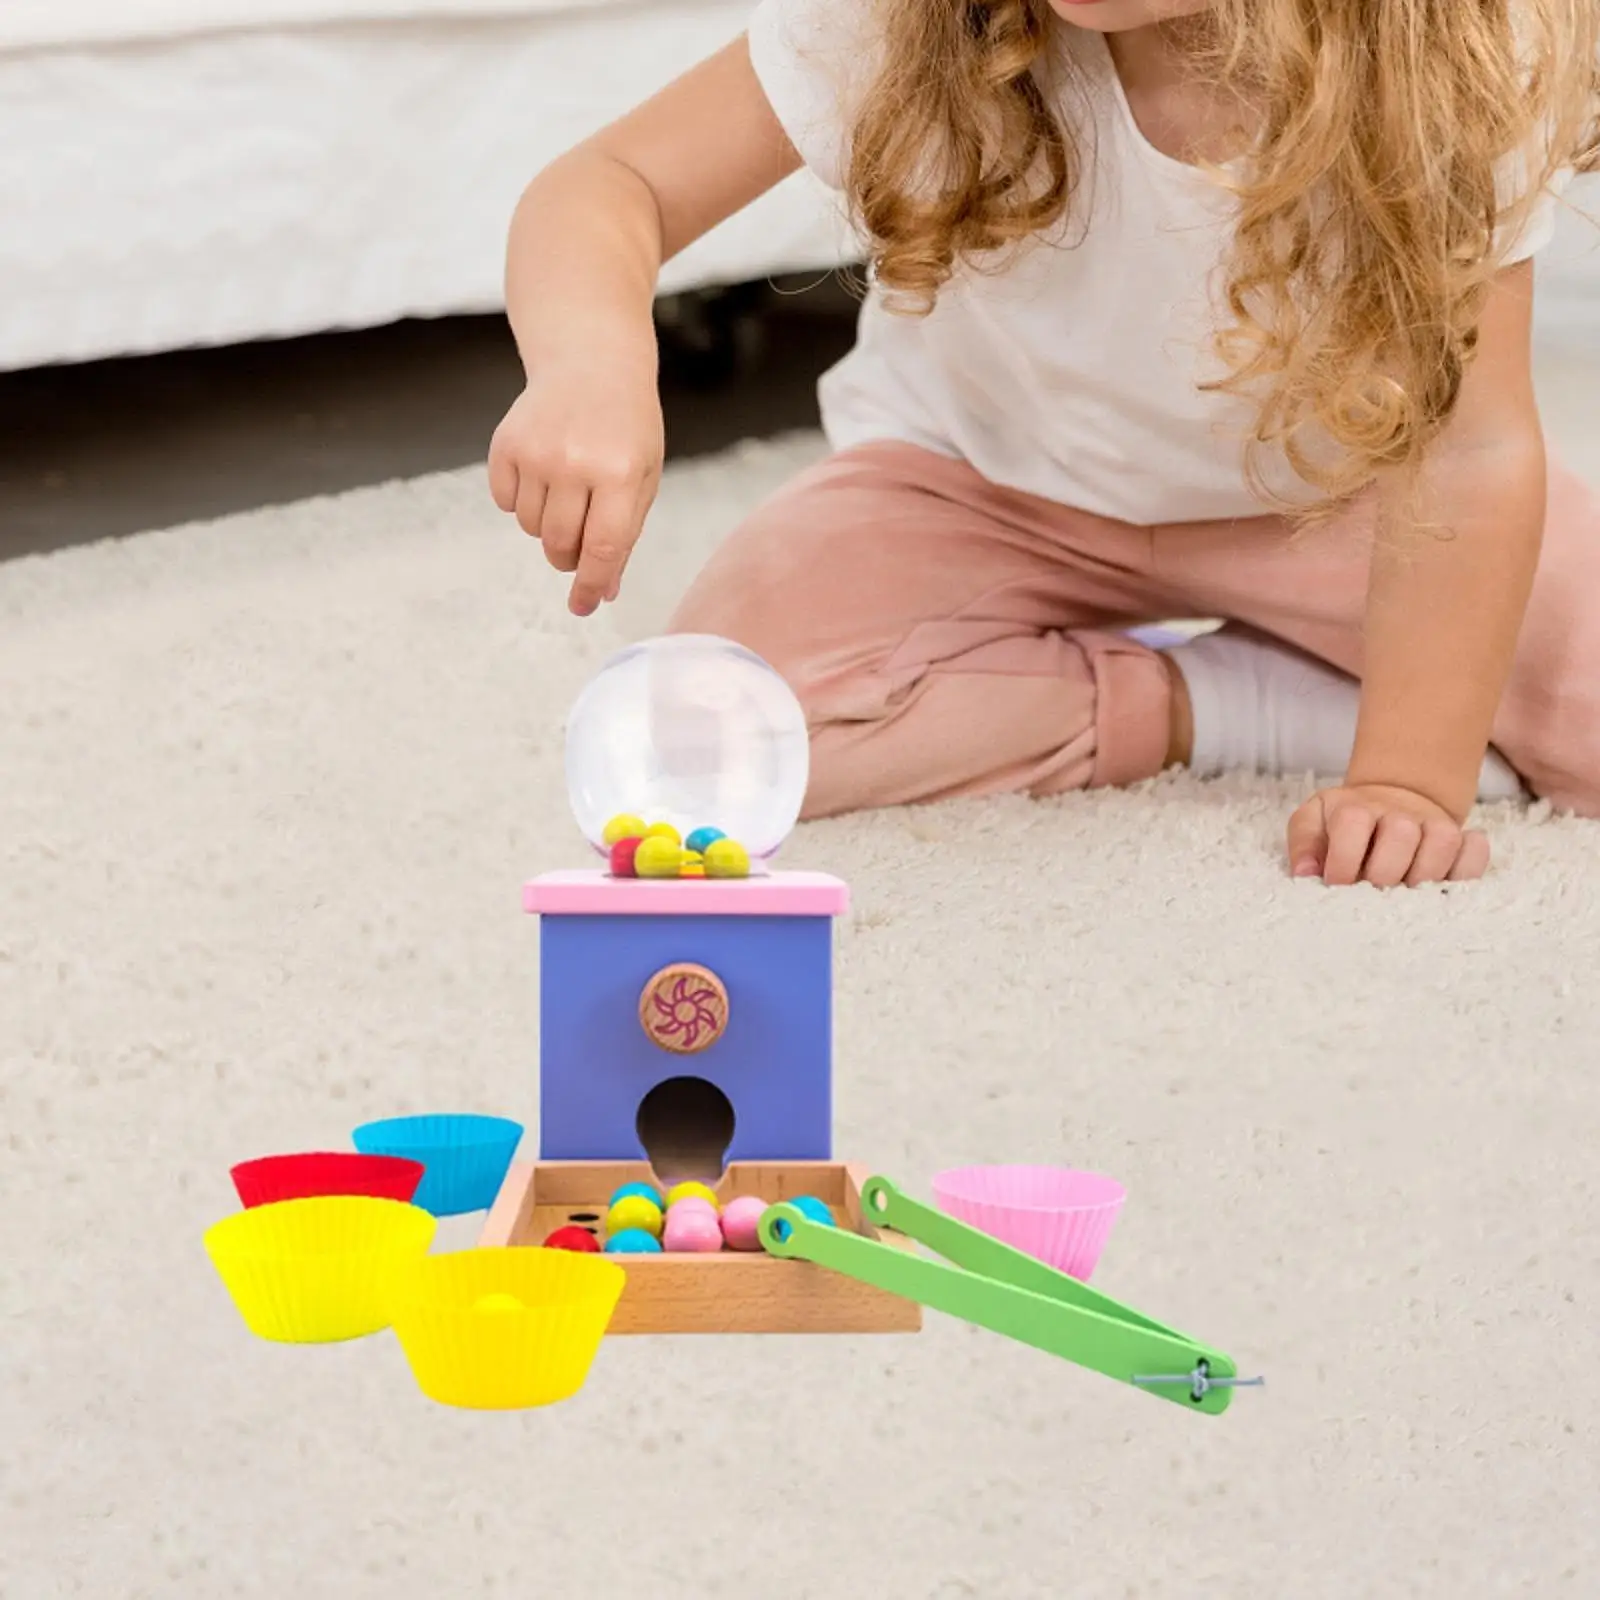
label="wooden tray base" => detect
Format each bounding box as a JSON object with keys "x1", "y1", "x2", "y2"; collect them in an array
[{"x1": 479, "y1": 1160, "x2": 923, "y2": 1336}]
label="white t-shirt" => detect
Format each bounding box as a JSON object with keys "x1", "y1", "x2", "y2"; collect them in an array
[{"x1": 747, "y1": 0, "x2": 1565, "y2": 526}]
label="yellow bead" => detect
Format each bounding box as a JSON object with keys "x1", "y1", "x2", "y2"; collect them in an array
[
  {"x1": 643, "y1": 822, "x2": 681, "y2": 846},
  {"x1": 634, "y1": 837, "x2": 683, "y2": 879},
  {"x1": 472, "y1": 1292, "x2": 525, "y2": 1314},
  {"x1": 703, "y1": 838, "x2": 751, "y2": 879},
  {"x1": 602, "y1": 814, "x2": 648, "y2": 847},
  {"x1": 666, "y1": 1181, "x2": 720, "y2": 1213},
  {"x1": 606, "y1": 1195, "x2": 664, "y2": 1238},
  {"x1": 679, "y1": 850, "x2": 705, "y2": 879}
]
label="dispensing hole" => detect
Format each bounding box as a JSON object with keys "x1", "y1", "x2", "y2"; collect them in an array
[{"x1": 636, "y1": 1076, "x2": 735, "y2": 1189}]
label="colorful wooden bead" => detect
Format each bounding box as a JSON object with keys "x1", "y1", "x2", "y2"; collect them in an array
[
  {"x1": 642, "y1": 822, "x2": 681, "y2": 845},
  {"x1": 542, "y1": 1225, "x2": 601, "y2": 1254},
  {"x1": 604, "y1": 1228, "x2": 662, "y2": 1255},
  {"x1": 605, "y1": 1195, "x2": 663, "y2": 1239},
  {"x1": 634, "y1": 836, "x2": 684, "y2": 878},
  {"x1": 719, "y1": 1194, "x2": 767, "y2": 1251},
  {"x1": 703, "y1": 838, "x2": 751, "y2": 879},
  {"x1": 685, "y1": 827, "x2": 726, "y2": 856},
  {"x1": 602, "y1": 814, "x2": 648, "y2": 847},
  {"x1": 667, "y1": 1195, "x2": 718, "y2": 1219},
  {"x1": 609, "y1": 837, "x2": 642, "y2": 878},
  {"x1": 679, "y1": 850, "x2": 705, "y2": 879},
  {"x1": 609, "y1": 1181, "x2": 664, "y2": 1209},
  {"x1": 790, "y1": 1196, "x2": 835, "y2": 1227},
  {"x1": 662, "y1": 1205, "x2": 724, "y2": 1253},
  {"x1": 665, "y1": 1181, "x2": 720, "y2": 1212}
]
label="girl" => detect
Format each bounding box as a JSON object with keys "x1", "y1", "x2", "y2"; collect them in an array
[{"x1": 488, "y1": 0, "x2": 1598, "y2": 888}]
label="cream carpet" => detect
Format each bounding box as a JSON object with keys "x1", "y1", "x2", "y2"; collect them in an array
[{"x1": 4, "y1": 429, "x2": 1599, "y2": 1600}]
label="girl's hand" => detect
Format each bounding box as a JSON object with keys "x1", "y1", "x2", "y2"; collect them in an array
[
  {"x1": 491, "y1": 38, "x2": 800, "y2": 615},
  {"x1": 488, "y1": 343, "x2": 665, "y2": 617},
  {"x1": 1286, "y1": 784, "x2": 1490, "y2": 887}
]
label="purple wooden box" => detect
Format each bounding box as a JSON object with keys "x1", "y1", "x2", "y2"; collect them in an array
[{"x1": 525, "y1": 871, "x2": 849, "y2": 1166}]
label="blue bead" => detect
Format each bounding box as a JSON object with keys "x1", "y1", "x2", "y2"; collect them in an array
[
  {"x1": 791, "y1": 1195, "x2": 835, "y2": 1227},
  {"x1": 684, "y1": 827, "x2": 727, "y2": 856},
  {"x1": 609, "y1": 1181, "x2": 664, "y2": 1209},
  {"x1": 604, "y1": 1227, "x2": 663, "y2": 1255}
]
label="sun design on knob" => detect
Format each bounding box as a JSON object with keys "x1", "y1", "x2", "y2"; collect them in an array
[{"x1": 639, "y1": 963, "x2": 729, "y2": 1054}]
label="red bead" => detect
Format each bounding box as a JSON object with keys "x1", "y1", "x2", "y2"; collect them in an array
[
  {"x1": 543, "y1": 1225, "x2": 601, "y2": 1253},
  {"x1": 610, "y1": 837, "x2": 642, "y2": 878}
]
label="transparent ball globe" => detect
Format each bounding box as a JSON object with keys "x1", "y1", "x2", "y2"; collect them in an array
[{"x1": 566, "y1": 634, "x2": 810, "y2": 861}]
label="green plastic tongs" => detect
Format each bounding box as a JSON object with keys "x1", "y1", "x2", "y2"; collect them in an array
[{"x1": 760, "y1": 1177, "x2": 1262, "y2": 1416}]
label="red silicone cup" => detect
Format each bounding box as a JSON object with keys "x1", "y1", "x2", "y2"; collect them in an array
[
  {"x1": 230, "y1": 1151, "x2": 426, "y2": 1209},
  {"x1": 931, "y1": 1165, "x2": 1126, "y2": 1282}
]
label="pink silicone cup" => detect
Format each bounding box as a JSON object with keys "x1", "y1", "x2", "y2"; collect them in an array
[{"x1": 931, "y1": 1165, "x2": 1126, "y2": 1282}]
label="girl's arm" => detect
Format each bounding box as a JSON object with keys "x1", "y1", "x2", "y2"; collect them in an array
[
  {"x1": 1349, "y1": 261, "x2": 1545, "y2": 812},
  {"x1": 503, "y1": 37, "x2": 802, "y2": 372},
  {"x1": 1288, "y1": 260, "x2": 1546, "y2": 885},
  {"x1": 490, "y1": 39, "x2": 802, "y2": 616}
]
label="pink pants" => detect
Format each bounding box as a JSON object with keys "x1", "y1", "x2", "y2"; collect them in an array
[{"x1": 668, "y1": 441, "x2": 1600, "y2": 818}]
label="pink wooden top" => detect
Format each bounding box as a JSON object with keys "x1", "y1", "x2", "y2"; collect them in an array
[{"x1": 523, "y1": 869, "x2": 849, "y2": 918}]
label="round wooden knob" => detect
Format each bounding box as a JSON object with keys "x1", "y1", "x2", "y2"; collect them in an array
[{"x1": 639, "y1": 963, "x2": 729, "y2": 1054}]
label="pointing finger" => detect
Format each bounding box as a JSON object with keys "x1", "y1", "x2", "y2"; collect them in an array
[{"x1": 568, "y1": 483, "x2": 642, "y2": 617}]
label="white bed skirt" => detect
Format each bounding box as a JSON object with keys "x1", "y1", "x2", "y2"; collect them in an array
[
  {"x1": 0, "y1": 3, "x2": 857, "y2": 371},
  {"x1": 1, "y1": 1, "x2": 647, "y2": 50}
]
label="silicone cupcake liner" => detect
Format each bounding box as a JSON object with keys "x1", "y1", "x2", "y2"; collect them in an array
[
  {"x1": 204, "y1": 1194, "x2": 437, "y2": 1344},
  {"x1": 230, "y1": 1151, "x2": 425, "y2": 1210},
  {"x1": 388, "y1": 1247, "x2": 625, "y2": 1410},
  {"x1": 931, "y1": 1165, "x2": 1126, "y2": 1282},
  {"x1": 351, "y1": 1114, "x2": 523, "y2": 1217}
]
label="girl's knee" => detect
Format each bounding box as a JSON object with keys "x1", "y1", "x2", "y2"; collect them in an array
[{"x1": 1518, "y1": 742, "x2": 1600, "y2": 818}]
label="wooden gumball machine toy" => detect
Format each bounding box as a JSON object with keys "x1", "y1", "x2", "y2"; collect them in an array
[
  {"x1": 479, "y1": 635, "x2": 921, "y2": 1336},
  {"x1": 201, "y1": 653, "x2": 1258, "y2": 1407}
]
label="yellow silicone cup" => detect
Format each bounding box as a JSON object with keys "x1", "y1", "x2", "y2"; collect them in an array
[
  {"x1": 388, "y1": 1247, "x2": 626, "y2": 1410},
  {"x1": 203, "y1": 1195, "x2": 437, "y2": 1344}
]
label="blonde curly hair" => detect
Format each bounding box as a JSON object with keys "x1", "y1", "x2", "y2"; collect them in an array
[{"x1": 844, "y1": 0, "x2": 1600, "y2": 511}]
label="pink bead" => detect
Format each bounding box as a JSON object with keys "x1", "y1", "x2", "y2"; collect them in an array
[
  {"x1": 662, "y1": 1206, "x2": 723, "y2": 1253},
  {"x1": 720, "y1": 1194, "x2": 768, "y2": 1251},
  {"x1": 667, "y1": 1195, "x2": 718, "y2": 1219}
]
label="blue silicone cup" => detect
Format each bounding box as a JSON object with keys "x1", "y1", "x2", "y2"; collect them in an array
[{"x1": 351, "y1": 1114, "x2": 524, "y2": 1217}]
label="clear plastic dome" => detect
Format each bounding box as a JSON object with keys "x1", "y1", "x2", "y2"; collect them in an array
[{"x1": 565, "y1": 635, "x2": 810, "y2": 861}]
